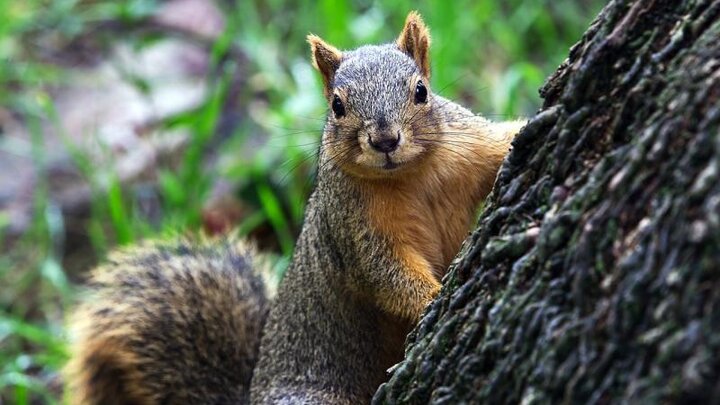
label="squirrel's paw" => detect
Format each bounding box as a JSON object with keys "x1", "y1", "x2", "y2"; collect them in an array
[
  {"x1": 396, "y1": 277, "x2": 441, "y2": 323},
  {"x1": 415, "y1": 281, "x2": 441, "y2": 321}
]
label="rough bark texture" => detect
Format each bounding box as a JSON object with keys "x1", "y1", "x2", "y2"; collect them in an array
[{"x1": 374, "y1": 0, "x2": 720, "y2": 403}]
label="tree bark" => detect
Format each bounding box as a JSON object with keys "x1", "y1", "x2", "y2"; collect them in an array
[{"x1": 374, "y1": 0, "x2": 720, "y2": 403}]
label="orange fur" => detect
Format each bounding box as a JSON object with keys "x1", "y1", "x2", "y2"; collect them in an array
[
  {"x1": 357, "y1": 120, "x2": 520, "y2": 320},
  {"x1": 65, "y1": 329, "x2": 151, "y2": 405}
]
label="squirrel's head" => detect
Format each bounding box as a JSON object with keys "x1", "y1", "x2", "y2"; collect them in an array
[{"x1": 309, "y1": 11, "x2": 441, "y2": 179}]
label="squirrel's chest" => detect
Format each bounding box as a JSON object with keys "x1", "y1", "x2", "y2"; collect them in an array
[{"x1": 363, "y1": 179, "x2": 481, "y2": 277}]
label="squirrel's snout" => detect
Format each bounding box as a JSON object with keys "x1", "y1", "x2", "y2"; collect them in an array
[{"x1": 369, "y1": 132, "x2": 400, "y2": 153}]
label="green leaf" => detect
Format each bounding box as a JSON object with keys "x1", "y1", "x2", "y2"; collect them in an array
[
  {"x1": 256, "y1": 180, "x2": 294, "y2": 257},
  {"x1": 107, "y1": 177, "x2": 133, "y2": 245}
]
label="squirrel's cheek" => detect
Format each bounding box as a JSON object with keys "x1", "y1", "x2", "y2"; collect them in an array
[{"x1": 357, "y1": 134, "x2": 373, "y2": 153}]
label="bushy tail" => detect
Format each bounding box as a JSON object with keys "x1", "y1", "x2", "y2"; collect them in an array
[{"x1": 64, "y1": 239, "x2": 271, "y2": 405}]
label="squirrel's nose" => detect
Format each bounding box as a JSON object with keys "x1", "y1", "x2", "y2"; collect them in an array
[{"x1": 369, "y1": 134, "x2": 400, "y2": 153}]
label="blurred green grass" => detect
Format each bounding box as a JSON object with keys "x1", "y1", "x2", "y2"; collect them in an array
[{"x1": 0, "y1": 0, "x2": 605, "y2": 403}]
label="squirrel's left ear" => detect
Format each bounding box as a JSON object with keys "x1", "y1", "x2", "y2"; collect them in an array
[
  {"x1": 397, "y1": 11, "x2": 431, "y2": 78},
  {"x1": 308, "y1": 34, "x2": 343, "y2": 98}
]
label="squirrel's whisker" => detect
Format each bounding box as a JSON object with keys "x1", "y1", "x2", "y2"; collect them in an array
[
  {"x1": 415, "y1": 138, "x2": 496, "y2": 165},
  {"x1": 268, "y1": 127, "x2": 323, "y2": 135},
  {"x1": 278, "y1": 155, "x2": 320, "y2": 185},
  {"x1": 433, "y1": 74, "x2": 469, "y2": 97},
  {"x1": 414, "y1": 140, "x2": 486, "y2": 171},
  {"x1": 415, "y1": 131, "x2": 497, "y2": 139},
  {"x1": 415, "y1": 137, "x2": 484, "y2": 147}
]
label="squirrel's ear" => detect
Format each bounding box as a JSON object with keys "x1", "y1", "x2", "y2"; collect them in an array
[
  {"x1": 396, "y1": 11, "x2": 431, "y2": 78},
  {"x1": 308, "y1": 34, "x2": 343, "y2": 97}
]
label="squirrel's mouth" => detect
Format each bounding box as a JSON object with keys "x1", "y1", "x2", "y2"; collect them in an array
[{"x1": 382, "y1": 155, "x2": 399, "y2": 170}]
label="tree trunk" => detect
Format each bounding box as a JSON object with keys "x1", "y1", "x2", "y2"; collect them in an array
[{"x1": 373, "y1": 0, "x2": 720, "y2": 403}]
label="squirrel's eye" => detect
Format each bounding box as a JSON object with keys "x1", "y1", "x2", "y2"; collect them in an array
[
  {"x1": 332, "y1": 95, "x2": 346, "y2": 118},
  {"x1": 414, "y1": 81, "x2": 428, "y2": 104}
]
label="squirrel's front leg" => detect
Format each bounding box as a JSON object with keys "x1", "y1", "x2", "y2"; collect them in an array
[
  {"x1": 377, "y1": 247, "x2": 441, "y2": 322},
  {"x1": 350, "y1": 236, "x2": 441, "y2": 323}
]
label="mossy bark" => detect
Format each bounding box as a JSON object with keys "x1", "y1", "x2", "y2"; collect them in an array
[{"x1": 374, "y1": 0, "x2": 720, "y2": 403}]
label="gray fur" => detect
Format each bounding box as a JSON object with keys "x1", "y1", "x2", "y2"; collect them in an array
[{"x1": 334, "y1": 44, "x2": 420, "y2": 123}]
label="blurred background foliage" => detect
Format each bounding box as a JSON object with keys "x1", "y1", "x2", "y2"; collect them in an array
[{"x1": 0, "y1": 0, "x2": 605, "y2": 403}]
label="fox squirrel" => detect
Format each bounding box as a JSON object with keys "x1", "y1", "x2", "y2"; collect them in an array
[{"x1": 64, "y1": 11, "x2": 525, "y2": 405}]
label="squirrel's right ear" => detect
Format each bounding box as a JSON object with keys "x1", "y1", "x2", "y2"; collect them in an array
[
  {"x1": 397, "y1": 11, "x2": 431, "y2": 78},
  {"x1": 308, "y1": 34, "x2": 343, "y2": 97}
]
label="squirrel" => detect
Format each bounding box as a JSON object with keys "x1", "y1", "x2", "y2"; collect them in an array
[{"x1": 64, "y1": 11, "x2": 525, "y2": 405}]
